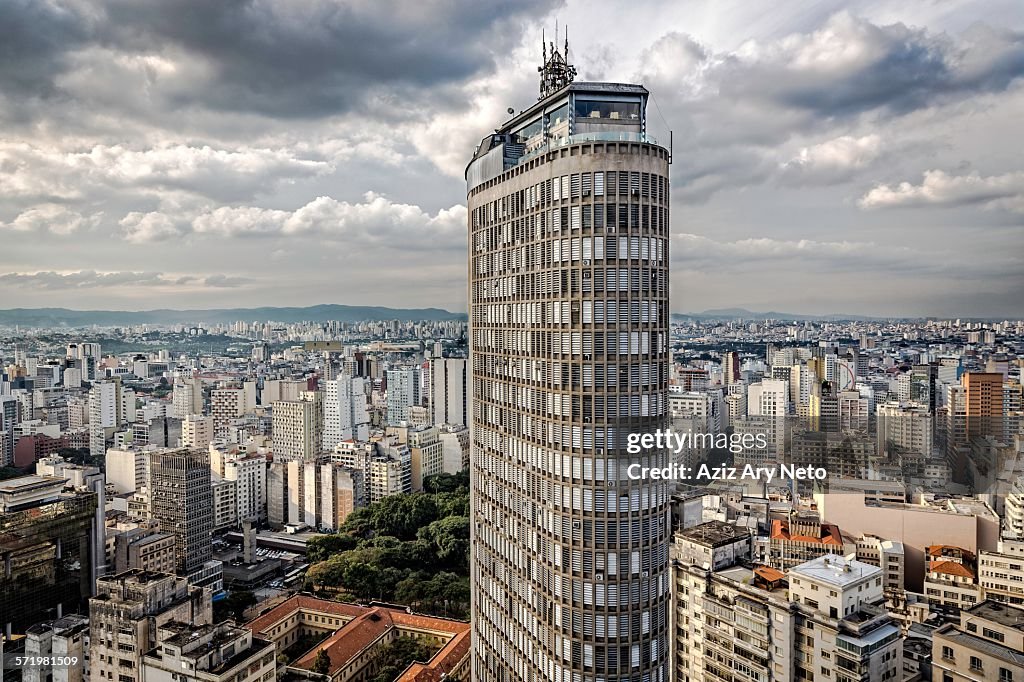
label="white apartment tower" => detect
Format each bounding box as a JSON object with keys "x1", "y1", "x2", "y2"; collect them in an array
[
  {"x1": 429, "y1": 357, "x2": 468, "y2": 427},
  {"x1": 466, "y1": 42, "x2": 672, "y2": 680},
  {"x1": 322, "y1": 375, "x2": 370, "y2": 449}
]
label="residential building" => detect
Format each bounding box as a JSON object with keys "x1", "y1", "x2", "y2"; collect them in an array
[
  {"x1": 932, "y1": 600, "x2": 1024, "y2": 682},
  {"x1": 466, "y1": 51, "x2": 672, "y2": 679},
  {"x1": 429, "y1": 357, "x2": 468, "y2": 427}
]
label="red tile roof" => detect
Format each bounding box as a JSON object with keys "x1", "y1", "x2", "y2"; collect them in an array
[
  {"x1": 245, "y1": 595, "x2": 469, "y2": 679},
  {"x1": 928, "y1": 560, "x2": 976, "y2": 580},
  {"x1": 770, "y1": 519, "x2": 844, "y2": 545}
]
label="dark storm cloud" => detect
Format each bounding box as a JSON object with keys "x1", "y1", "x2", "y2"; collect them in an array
[
  {"x1": 0, "y1": 0, "x2": 90, "y2": 98},
  {"x1": 717, "y1": 16, "x2": 1024, "y2": 120},
  {"x1": 0, "y1": 0, "x2": 562, "y2": 121},
  {"x1": 95, "y1": 0, "x2": 562, "y2": 118}
]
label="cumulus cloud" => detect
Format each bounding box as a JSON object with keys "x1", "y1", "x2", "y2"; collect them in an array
[
  {"x1": 120, "y1": 211, "x2": 188, "y2": 243},
  {"x1": 780, "y1": 134, "x2": 883, "y2": 184},
  {"x1": 189, "y1": 192, "x2": 467, "y2": 247},
  {"x1": 858, "y1": 169, "x2": 1024, "y2": 211},
  {"x1": 0, "y1": 142, "x2": 332, "y2": 203},
  {"x1": 0, "y1": 205, "x2": 102, "y2": 235}
]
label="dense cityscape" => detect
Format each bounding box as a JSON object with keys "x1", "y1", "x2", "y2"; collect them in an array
[{"x1": 3, "y1": 2, "x2": 1023, "y2": 682}]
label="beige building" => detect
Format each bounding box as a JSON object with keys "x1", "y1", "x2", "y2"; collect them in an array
[
  {"x1": 978, "y1": 537, "x2": 1024, "y2": 606},
  {"x1": 855, "y1": 535, "x2": 906, "y2": 591},
  {"x1": 876, "y1": 401, "x2": 933, "y2": 458},
  {"x1": 815, "y1": 490, "x2": 1001, "y2": 591},
  {"x1": 672, "y1": 551, "x2": 902, "y2": 682},
  {"x1": 182, "y1": 414, "x2": 214, "y2": 448},
  {"x1": 272, "y1": 391, "x2": 323, "y2": 459},
  {"x1": 933, "y1": 600, "x2": 1024, "y2": 682},
  {"x1": 407, "y1": 424, "x2": 443, "y2": 492},
  {"x1": 924, "y1": 546, "x2": 981, "y2": 611}
]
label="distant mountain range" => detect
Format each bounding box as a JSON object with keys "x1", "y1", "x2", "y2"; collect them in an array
[
  {"x1": 0, "y1": 305, "x2": 467, "y2": 328},
  {"x1": 672, "y1": 308, "x2": 910, "y2": 322}
]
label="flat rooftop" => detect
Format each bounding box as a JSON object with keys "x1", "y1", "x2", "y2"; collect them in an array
[
  {"x1": 676, "y1": 520, "x2": 751, "y2": 548},
  {"x1": 967, "y1": 600, "x2": 1024, "y2": 630},
  {"x1": 0, "y1": 475, "x2": 65, "y2": 492},
  {"x1": 791, "y1": 554, "x2": 881, "y2": 587}
]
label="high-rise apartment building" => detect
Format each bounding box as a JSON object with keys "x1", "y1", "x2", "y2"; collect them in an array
[
  {"x1": 210, "y1": 384, "x2": 255, "y2": 438},
  {"x1": 877, "y1": 401, "x2": 933, "y2": 458},
  {"x1": 172, "y1": 375, "x2": 204, "y2": 419},
  {"x1": 385, "y1": 366, "x2": 420, "y2": 425},
  {"x1": 322, "y1": 375, "x2": 370, "y2": 449},
  {"x1": 89, "y1": 378, "x2": 126, "y2": 458},
  {"x1": 182, "y1": 413, "x2": 214, "y2": 448},
  {"x1": 429, "y1": 357, "x2": 468, "y2": 427},
  {"x1": 272, "y1": 390, "x2": 323, "y2": 459},
  {"x1": 963, "y1": 372, "x2": 1004, "y2": 441},
  {"x1": 466, "y1": 43, "x2": 672, "y2": 680}
]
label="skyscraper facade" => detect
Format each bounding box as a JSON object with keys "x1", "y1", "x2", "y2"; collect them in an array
[
  {"x1": 148, "y1": 449, "x2": 214, "y2": 575},
  {"x1": 466, "y1": 42, "x2": 672, "y2": 680}
]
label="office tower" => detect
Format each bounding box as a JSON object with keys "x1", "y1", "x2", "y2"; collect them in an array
[
  {"x1": 149, "y1": 449, "x2": 214, "y2": 576},
  {"x1": 723, "y1": 351, "x2": 741, "y2": 386},
  {"x1": 466, "y1": 44, "x2": 671, "y2": 679},
  {"x1": 272, "y1": 390, "x2": 323, "y2": 459},
  {"x1": 963, "y1": 372, "x2": 1004, "y2": 441},
  {"x1": 0, "y1": 475, "x2": 99, "y2": 636},
  {"x1": 172, "y1": 374, "x2": 204, "y2": 419},
  {"x1": 88, "y1": 570, "x2": 211, "y2": 682},
  {"x1": 933, "y1": 601, "x2": 1024, "y2": 682},
  {"x1": 89, "y1": 377, "x2": 125, "y2": 457},
  {"x1": 876, "y1": 401, "x2": 933, "y2": 457},
  {"x1": 385, "y1": 366, "x2": 420, "y2": 424},
  {"x1": 182, "y1": 413, "x2": 214, "y2": 448},
  {"x1": 808, "y1": 379, "x2": 840, "y2": 432},
  {"x1": 429, "y1": 357, "x2": 468, "y2": 427},
  {"x1": 322, "y1": 375, "x2": 370, "y2": 449}
]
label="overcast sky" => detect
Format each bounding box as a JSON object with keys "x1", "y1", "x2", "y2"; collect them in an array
[{"x1": 1, "y1": 0, "x2": 1022, "y2": 317}]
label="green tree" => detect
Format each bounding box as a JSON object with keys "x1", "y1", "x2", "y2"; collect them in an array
[
  {"x1": 311, "y1": 648, "x2": 330, "y2": 675},
  {"x1": 368, "y1": 636, "x2": 437, "y2": 682},
  {"x1": 418, "y1": 516, "x2": 470, "y2": 564}
]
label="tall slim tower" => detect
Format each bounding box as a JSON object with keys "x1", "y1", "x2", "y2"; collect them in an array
[{"x1": 466, "y1": 39, "x2": 672, "y2": 681}]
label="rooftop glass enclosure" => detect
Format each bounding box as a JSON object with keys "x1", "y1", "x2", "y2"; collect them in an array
[{"x1": 467, "y1": 83, "x2": 650, "y2": 191}]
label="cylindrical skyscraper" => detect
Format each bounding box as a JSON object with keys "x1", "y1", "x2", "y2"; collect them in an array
[{"x1": 467, "y1": 39, "x2": 672, "y2": 681}]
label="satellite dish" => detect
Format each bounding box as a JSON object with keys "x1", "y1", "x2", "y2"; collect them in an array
[{"x1": 507, "y1": 107, "x2": 515, "y2": 115}]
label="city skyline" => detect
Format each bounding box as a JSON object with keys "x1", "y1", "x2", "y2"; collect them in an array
[{"x1": 2, "y1": 0, "x2": 1023, "y2": 317}]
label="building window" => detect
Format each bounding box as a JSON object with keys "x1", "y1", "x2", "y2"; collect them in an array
[
  {"x1": 970, "y1": 656, "x2": 983, "y2": 672},
  {"x1": 999, "y1": 668, "x2": 1013, "y2": 682},
  {"x1": 941, "y1": 646, "x2": 954, "y2": 661}
]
